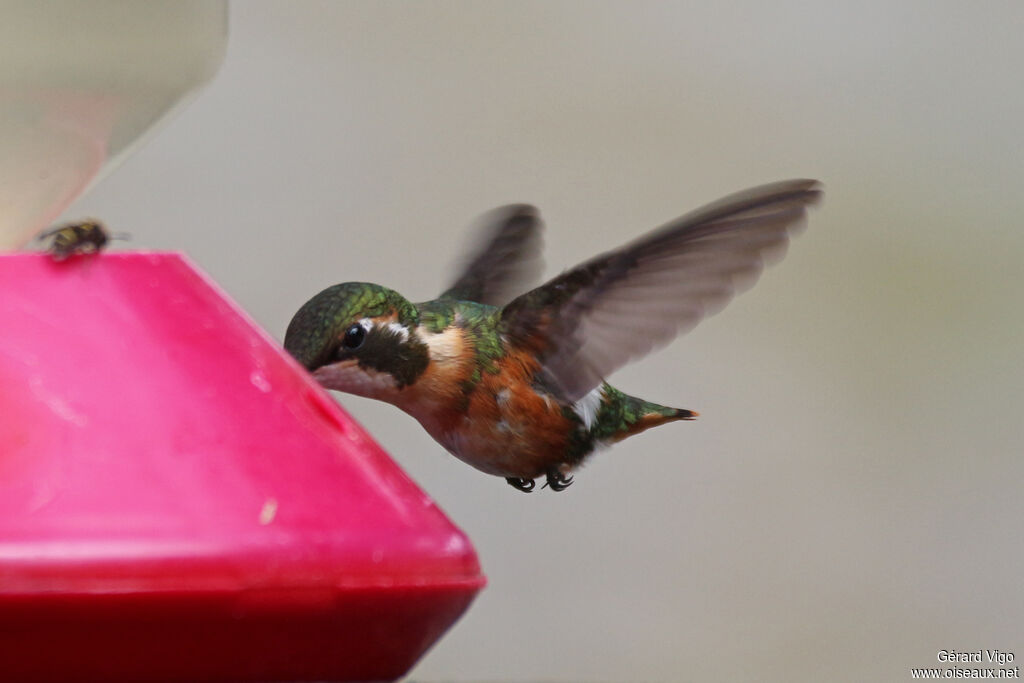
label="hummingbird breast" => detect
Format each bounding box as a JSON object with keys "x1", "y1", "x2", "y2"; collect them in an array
[
  {"x1": 448, "y1": 366, "x2": 578, "y2": 478},
  {"x1": 398, "y1": 323, "x2": 581, "y2": 479}
]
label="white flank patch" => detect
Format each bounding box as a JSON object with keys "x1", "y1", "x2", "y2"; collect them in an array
[{"x1": 572, "y1": 386, "x2": 605, "y2": 430}]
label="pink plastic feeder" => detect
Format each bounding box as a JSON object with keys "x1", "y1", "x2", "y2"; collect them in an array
[{"x1": 0, "y1": 252, "x2": 485, "y2": 682}]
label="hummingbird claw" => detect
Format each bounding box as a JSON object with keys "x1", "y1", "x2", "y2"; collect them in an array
[
  {"x1": 544, "y1": 469, "x2": 574, "y2": 492},
  {"x1": 505, "y1": 477, "x2": 536, "y2": 493}
]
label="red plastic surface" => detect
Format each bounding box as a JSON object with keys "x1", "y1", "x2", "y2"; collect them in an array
[{"x1": 0, "y1": 252, "x2": 484, "y2": 682}]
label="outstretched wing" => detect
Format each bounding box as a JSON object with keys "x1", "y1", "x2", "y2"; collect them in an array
[
  {"x1": 499, "y1": 179, "x2": 823, "y2": 402},
  {"x1": 439, "y1": 204, "x2": 544, "y2": 306}
]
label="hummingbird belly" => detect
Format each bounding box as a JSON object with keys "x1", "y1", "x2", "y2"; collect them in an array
[{"x1": 412, "y1": 373, "x2": 582, "y2": 479}]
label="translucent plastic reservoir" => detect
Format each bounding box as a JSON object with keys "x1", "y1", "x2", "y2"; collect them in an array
[{"x1": 0, "y1": 0, "x2": 227, "y2": 248}]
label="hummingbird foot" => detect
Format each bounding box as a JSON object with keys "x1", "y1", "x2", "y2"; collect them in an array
[
  {"x1": 543, "y1": 468, "x2": 574, "y2": 492},
  {"x1": 505, "y1": 477, "x2": 536, "y2": 493}
]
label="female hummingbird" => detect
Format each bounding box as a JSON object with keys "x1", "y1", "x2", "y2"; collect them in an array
[{"x1": 285, "y1": 179, "x2": 821, "y2": 492}]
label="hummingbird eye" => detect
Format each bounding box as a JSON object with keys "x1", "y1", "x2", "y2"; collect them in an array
[{"x1": 341, "y1": 323, "x2": 367, "y2": 351}]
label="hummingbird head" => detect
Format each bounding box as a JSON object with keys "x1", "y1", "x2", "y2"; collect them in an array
[{"x1": 284, "y1": 282, "x2": 429, "y2": 399}]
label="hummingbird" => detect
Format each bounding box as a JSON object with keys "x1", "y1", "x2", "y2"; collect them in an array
[{"x1": 285, "y1": 179, "x2": 821, "y2": 492}]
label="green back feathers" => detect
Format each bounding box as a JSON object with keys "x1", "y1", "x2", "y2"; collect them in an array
[{"x1": 418, "y1": 298, "x2": 507, "y2": 384}]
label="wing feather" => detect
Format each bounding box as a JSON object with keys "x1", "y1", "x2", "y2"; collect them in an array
[
  {"x1": 500, "y1": 179, "x2": 822, "y2": 401},
  {"x1": 440, "y1": 204, "x2": 544, "y2": 306}
]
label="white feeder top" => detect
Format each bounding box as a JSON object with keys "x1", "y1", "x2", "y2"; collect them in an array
[{"x1": 0, "y1": 0, "x2": 226, "y2": 248}]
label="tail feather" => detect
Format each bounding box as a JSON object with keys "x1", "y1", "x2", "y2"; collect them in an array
[{"x1": 593, "y1": 385, "x2": 697, "y2": 443}]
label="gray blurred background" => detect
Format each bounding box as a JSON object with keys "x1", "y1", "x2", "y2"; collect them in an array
[{"x1": 62, "y1": 2, "x2": 1023, "y2": 681}]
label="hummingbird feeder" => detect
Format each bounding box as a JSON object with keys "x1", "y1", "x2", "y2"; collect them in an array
[{"x1": 0, "y1": 4, "x2": 483, "y2": 681}]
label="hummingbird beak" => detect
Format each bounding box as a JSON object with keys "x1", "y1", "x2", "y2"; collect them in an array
[
  {"x1": 310, "y1": 359, "x2": 357, "y2": 390},
  {"x1": 311, "y1": 358, "x2": 400, "y2": 399}
]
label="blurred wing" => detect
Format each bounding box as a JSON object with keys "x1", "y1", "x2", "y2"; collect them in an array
[
  {"x1": 500, "y1": 179, "x2": 822, "y2": 402},
  {"x1": 439, "y1": 204, "x2": 544, "y2": 306}
]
